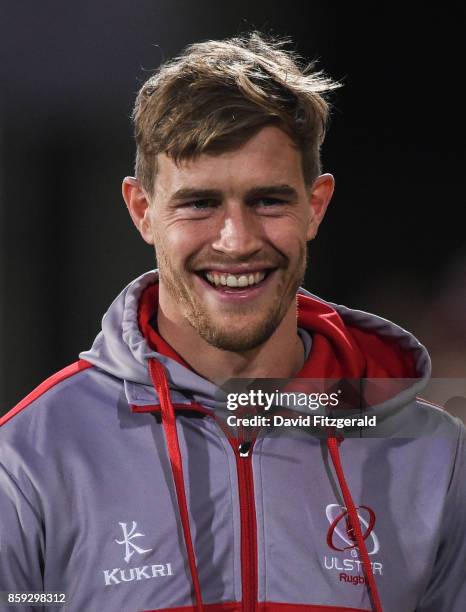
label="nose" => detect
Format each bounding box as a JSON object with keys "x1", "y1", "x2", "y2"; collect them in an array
[{"x1": 211, "y1": 204, "x2": 263, "y2": 259}]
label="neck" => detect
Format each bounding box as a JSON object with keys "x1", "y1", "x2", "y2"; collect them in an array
[{"x1": 157, "y1": 301, "x2": 305, "y2": 384}]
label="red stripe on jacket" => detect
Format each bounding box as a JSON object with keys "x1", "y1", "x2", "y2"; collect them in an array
[{"x1": 0, "y1": 360, "x2": 93, "y2": 427}]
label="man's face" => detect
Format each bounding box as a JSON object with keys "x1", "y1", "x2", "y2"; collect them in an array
[{"x1": 138, "y1": 126, "x2": 330, "y2": 351}]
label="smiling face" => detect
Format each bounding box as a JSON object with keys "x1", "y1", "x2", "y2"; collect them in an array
[{"x1": 124, "y1": 126, "x2": 334, "y2": 352}]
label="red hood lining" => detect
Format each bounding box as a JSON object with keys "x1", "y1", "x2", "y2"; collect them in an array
[
  {"x1": 138, "y1": 284, "x2": 190, "y2": 369},
  {"x1": 138, "y1": 283, "x2": 417, "y2": 380}
]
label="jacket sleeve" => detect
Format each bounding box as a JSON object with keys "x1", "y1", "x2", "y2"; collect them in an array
[
  {"x1": 0, "y1": 461, "x2": 44, "y2": 612},
  {"x1": 416, "y1": 421, "x2": 466, "y2": 612}
]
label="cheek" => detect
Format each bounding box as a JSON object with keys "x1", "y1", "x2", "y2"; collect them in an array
[
  {"x1": 265, "y1": 220, "x2": 309, "y2": 258},
  {"x1": 154, "y1": 222, "x2": 206, "y2": 265}
]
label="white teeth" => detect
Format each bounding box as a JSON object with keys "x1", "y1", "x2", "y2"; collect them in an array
[{"x1": 204, "y1": 270, "x2": 268, "y2": 288}]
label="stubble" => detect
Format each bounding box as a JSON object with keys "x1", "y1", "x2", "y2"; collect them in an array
[{"x1": 156, "y1": 242, "x2": 307, "y2": 352}]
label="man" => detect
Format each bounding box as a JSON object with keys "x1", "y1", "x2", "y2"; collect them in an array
[{"x1": 0, "y1": 33, "x2": 464, "y2": 612}]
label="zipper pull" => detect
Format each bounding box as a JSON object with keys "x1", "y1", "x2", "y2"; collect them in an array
[{"x1": 238, "y1": 440, "x2": 252, "y2": 457}]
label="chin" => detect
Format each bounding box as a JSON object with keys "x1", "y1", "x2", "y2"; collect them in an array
[
  {"x1": 192, "y1": 314, "x2": 282, "y2": 353},
  {"x1": 199, "y1": 332, "x2": 268, "y2": 353}
]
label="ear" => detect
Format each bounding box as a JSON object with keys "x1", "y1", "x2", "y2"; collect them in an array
[
  {"x1": 122, "y1": 177, "x2": 155, "y2": 245},
  {"x1": 306, "y1": 173, "x2": 335, "y2": 240}
]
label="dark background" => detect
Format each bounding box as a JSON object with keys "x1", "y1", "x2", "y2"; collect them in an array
[{"x1": 1, "y1": 2, "x2": 465, "y2": 414}]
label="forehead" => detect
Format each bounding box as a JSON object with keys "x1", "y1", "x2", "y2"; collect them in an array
[{"x1": 154, "y1": 126, "x2": 305, "y2": 196}]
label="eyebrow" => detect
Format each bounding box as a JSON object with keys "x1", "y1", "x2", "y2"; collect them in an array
[
  {"x1": 170, "y1": 188, "x2": 222, "y2": 202},
  {"x1": 247, "y1": 184, "x2": 298, "y2": 199},
  {"x1": 170, "y1": 184, "x2": 299, "y2": 202}
]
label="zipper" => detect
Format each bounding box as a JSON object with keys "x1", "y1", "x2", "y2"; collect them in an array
[{"x1": 229, "y1": 436, "x2": 258, "y2": 612}]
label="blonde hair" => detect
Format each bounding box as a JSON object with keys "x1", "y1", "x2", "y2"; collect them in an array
[{"x1": 133, "y1": 33, "x2": 340, "y2": 194}]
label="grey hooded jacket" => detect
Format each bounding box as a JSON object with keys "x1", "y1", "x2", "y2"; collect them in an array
[{"x1": 0, "y1": 270, "x2": 464, "y2": 612}]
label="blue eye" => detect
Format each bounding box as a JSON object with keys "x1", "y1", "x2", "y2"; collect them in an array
[
  {"x1": 190, "y1": 199, "x2": 217, "y2": 209},
  {"x1": 256, "y1": 198, "x2": 287, "y2": 207}
]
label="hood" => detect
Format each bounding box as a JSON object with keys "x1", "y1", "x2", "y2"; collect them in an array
[
  {"x1": 80, "y1": 269, "x2": 432, "y2": 612},
  {"x1": 80, "y1": 269, "x2": 431, "y2": 420}
]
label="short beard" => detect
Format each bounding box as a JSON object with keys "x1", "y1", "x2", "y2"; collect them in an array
[
  {"x1": 194, "y1": 301, "x2": 293, "y2": 352},
  {"x1": 156, "y1": 244, "x2": 307, "y2": 353}
]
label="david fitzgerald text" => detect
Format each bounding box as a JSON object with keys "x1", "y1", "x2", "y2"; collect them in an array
[{"x1": 226, "y1": 414, "x2": 377, "y2": 429}]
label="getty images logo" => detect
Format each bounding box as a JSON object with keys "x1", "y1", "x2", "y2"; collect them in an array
[{"x1": 103, "y1": 521, "x2": 174, "y2": 586}]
